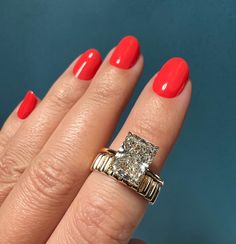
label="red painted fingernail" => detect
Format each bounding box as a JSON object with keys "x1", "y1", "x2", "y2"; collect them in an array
[
  {"x1": 17, "y1": 90, "x2": 37, "y2": 119},
  {"x1": 73, "y1": 49, "x2": 102, "y2": 80},
  {"x1": 109, "y1": 36, "x2": 140, "y2": 69},
  {"x1": 152, "y1": 57, "x2": 189, "y2": 98}
]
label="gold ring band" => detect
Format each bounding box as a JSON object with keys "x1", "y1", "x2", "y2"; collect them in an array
[{"x1": 91, "y1": 148, "x2": 164, "y2": 204}]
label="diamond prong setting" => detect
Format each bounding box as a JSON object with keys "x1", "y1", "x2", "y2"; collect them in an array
[{"x1": 110, "y1": 132, "x2": 159, "y2": 187}]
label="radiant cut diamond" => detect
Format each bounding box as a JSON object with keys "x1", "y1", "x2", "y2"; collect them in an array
[{"x1": 111, "y1": 132, "x2": 158, "y2": 187}]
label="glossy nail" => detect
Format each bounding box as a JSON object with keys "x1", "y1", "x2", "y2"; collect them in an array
[
  {"x1": 152, "y1": 57, "x2": 189, "y2": 98},
  {"x1": 17, "y1": 90, "x2": 37, "y2": 119},
  {"x1": 73, "y1": 49, "x2": 102, "y2": 80},
  {"x1": 109, "y1": 36, "x2": 140, "y2": 69}
]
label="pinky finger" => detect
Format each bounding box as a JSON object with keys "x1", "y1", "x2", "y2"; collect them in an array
[{"x1": 0, "y1": 90, "x2": 39, "y2": 153}]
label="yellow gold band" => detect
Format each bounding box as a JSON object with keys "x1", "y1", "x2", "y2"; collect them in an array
[{"x1": 91, "y1": 148, "x2": 164, "y2": 204}]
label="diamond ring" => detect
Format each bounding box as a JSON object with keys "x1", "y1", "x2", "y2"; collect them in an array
[{"x1": 91, "y1": 132, "x2": 164, "y2": 204}]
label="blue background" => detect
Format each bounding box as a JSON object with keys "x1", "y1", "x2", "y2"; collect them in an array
[{"x1": 0, "y1": 0, "x2": 235, "y2": 243}]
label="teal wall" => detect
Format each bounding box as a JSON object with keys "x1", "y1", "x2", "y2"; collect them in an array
[{"x1": 0, "y1": 1, "x2": 235, "y2": 243}]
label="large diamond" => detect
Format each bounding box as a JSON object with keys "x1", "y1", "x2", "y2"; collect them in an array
[{"x1": 111, "y1": 132, "x2": 158, "y2": 187}]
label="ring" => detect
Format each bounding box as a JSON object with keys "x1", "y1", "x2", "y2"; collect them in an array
[{"x1": 91, "y1": 132, "x2": 164, "y2": 204}]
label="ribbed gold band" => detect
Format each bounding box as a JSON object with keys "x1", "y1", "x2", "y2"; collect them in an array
[{"x1": 91, "y1": 148, "x2": 164, "y2": 204}]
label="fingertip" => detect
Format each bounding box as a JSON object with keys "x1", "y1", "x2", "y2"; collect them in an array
[
  {"x1": 17, "y1": 90, "x2": 38, "y2": 120},
  {"x1": 109, "y1": 35, "x2": 140, "y2": 69}
]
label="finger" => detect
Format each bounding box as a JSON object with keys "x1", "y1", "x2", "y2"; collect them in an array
[
  {"x1": 48, "y1": 58, "x2": 191, "y2": 243},
  {"x1": 0, "y1": 49, "x2": 102, "y2": 204},
  {"x1": 0, "y1": 91, "x2": 39, "y2": 154},
  {"x1": 0, "y1": 36, "x2": 143, "y2": 244},
  {"x1": 0, "y1": 91, "x2": 39, "y2": 203}
]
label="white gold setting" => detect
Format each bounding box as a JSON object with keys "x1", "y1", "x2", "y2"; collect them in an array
[{"x1": 111, "y1": 132, "x2": 159, "y2": 187}]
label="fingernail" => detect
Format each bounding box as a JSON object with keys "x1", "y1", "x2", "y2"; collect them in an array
[
  {"x1": 152, "y1": 57, "x2": 189, "y2": 98},
  {"x1": 73, "y1": 49, "x2": 102, "y2": 80},
  {"x1": 17, "y1": 90, "x2": 37, "y2": 119},
  {"x1": 109, "y1": 35, "x2": 140, "y2": 69}
]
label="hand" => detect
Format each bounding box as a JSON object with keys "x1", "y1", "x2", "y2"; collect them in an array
[{"x1": 0, "y1": 36, "x2": 191, "y2": 244}]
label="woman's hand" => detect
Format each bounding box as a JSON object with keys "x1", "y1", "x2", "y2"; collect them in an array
[{"x1": 0, "y1": 36, "x2": 191, "y2": 244}]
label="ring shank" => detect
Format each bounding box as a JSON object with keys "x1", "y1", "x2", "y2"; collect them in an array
[{"x1": 91, "y1": 148, "x2": 164, "y2": 204}]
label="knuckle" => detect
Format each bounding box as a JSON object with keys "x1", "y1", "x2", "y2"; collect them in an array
[
  {"x1": 133, "y1": 105, "x2": 169, "y2": 143},
  {"x1": 0, "y1": 149, "x2": 26, "y2": 202},
  {"x1": 73, "y1": 187, "x2": 133, "y2": 243},
  {"x1": 0, "y1": 133, "x2": 9, "y2": 153},
  {"x1": 0, "y1": 148, "x2": 26, "y2": 179},
  {"x1": 28, "y1": 151, "x2": 77, "y2": 199},
  {"x1": 49, "y1": 81, "x2": 79, "y2": 109},
  {"x1": 90, "y1": 70, "x2": 124, "y2": 105},
  {"x1": 133, "y1": 117, "x2": 159, "y2": 142}
]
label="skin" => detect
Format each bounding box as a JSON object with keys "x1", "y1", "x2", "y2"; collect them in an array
[{"x1": 0, "y1": 46, "x2": 191, "y2": 244}]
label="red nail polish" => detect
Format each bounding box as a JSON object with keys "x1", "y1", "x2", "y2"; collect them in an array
[
  {"x1": 109, "y1": 36, "x2": 140, "y2": 69},
  {"x1": 73, "y1": 49, "x2": 102, "y2": 80},
  {"x1": 152, "y1": 57, "x2": 189, "y2": 98},
  {"x1": 17, "y1": 90, "x2": 37, "y2": 119}
]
